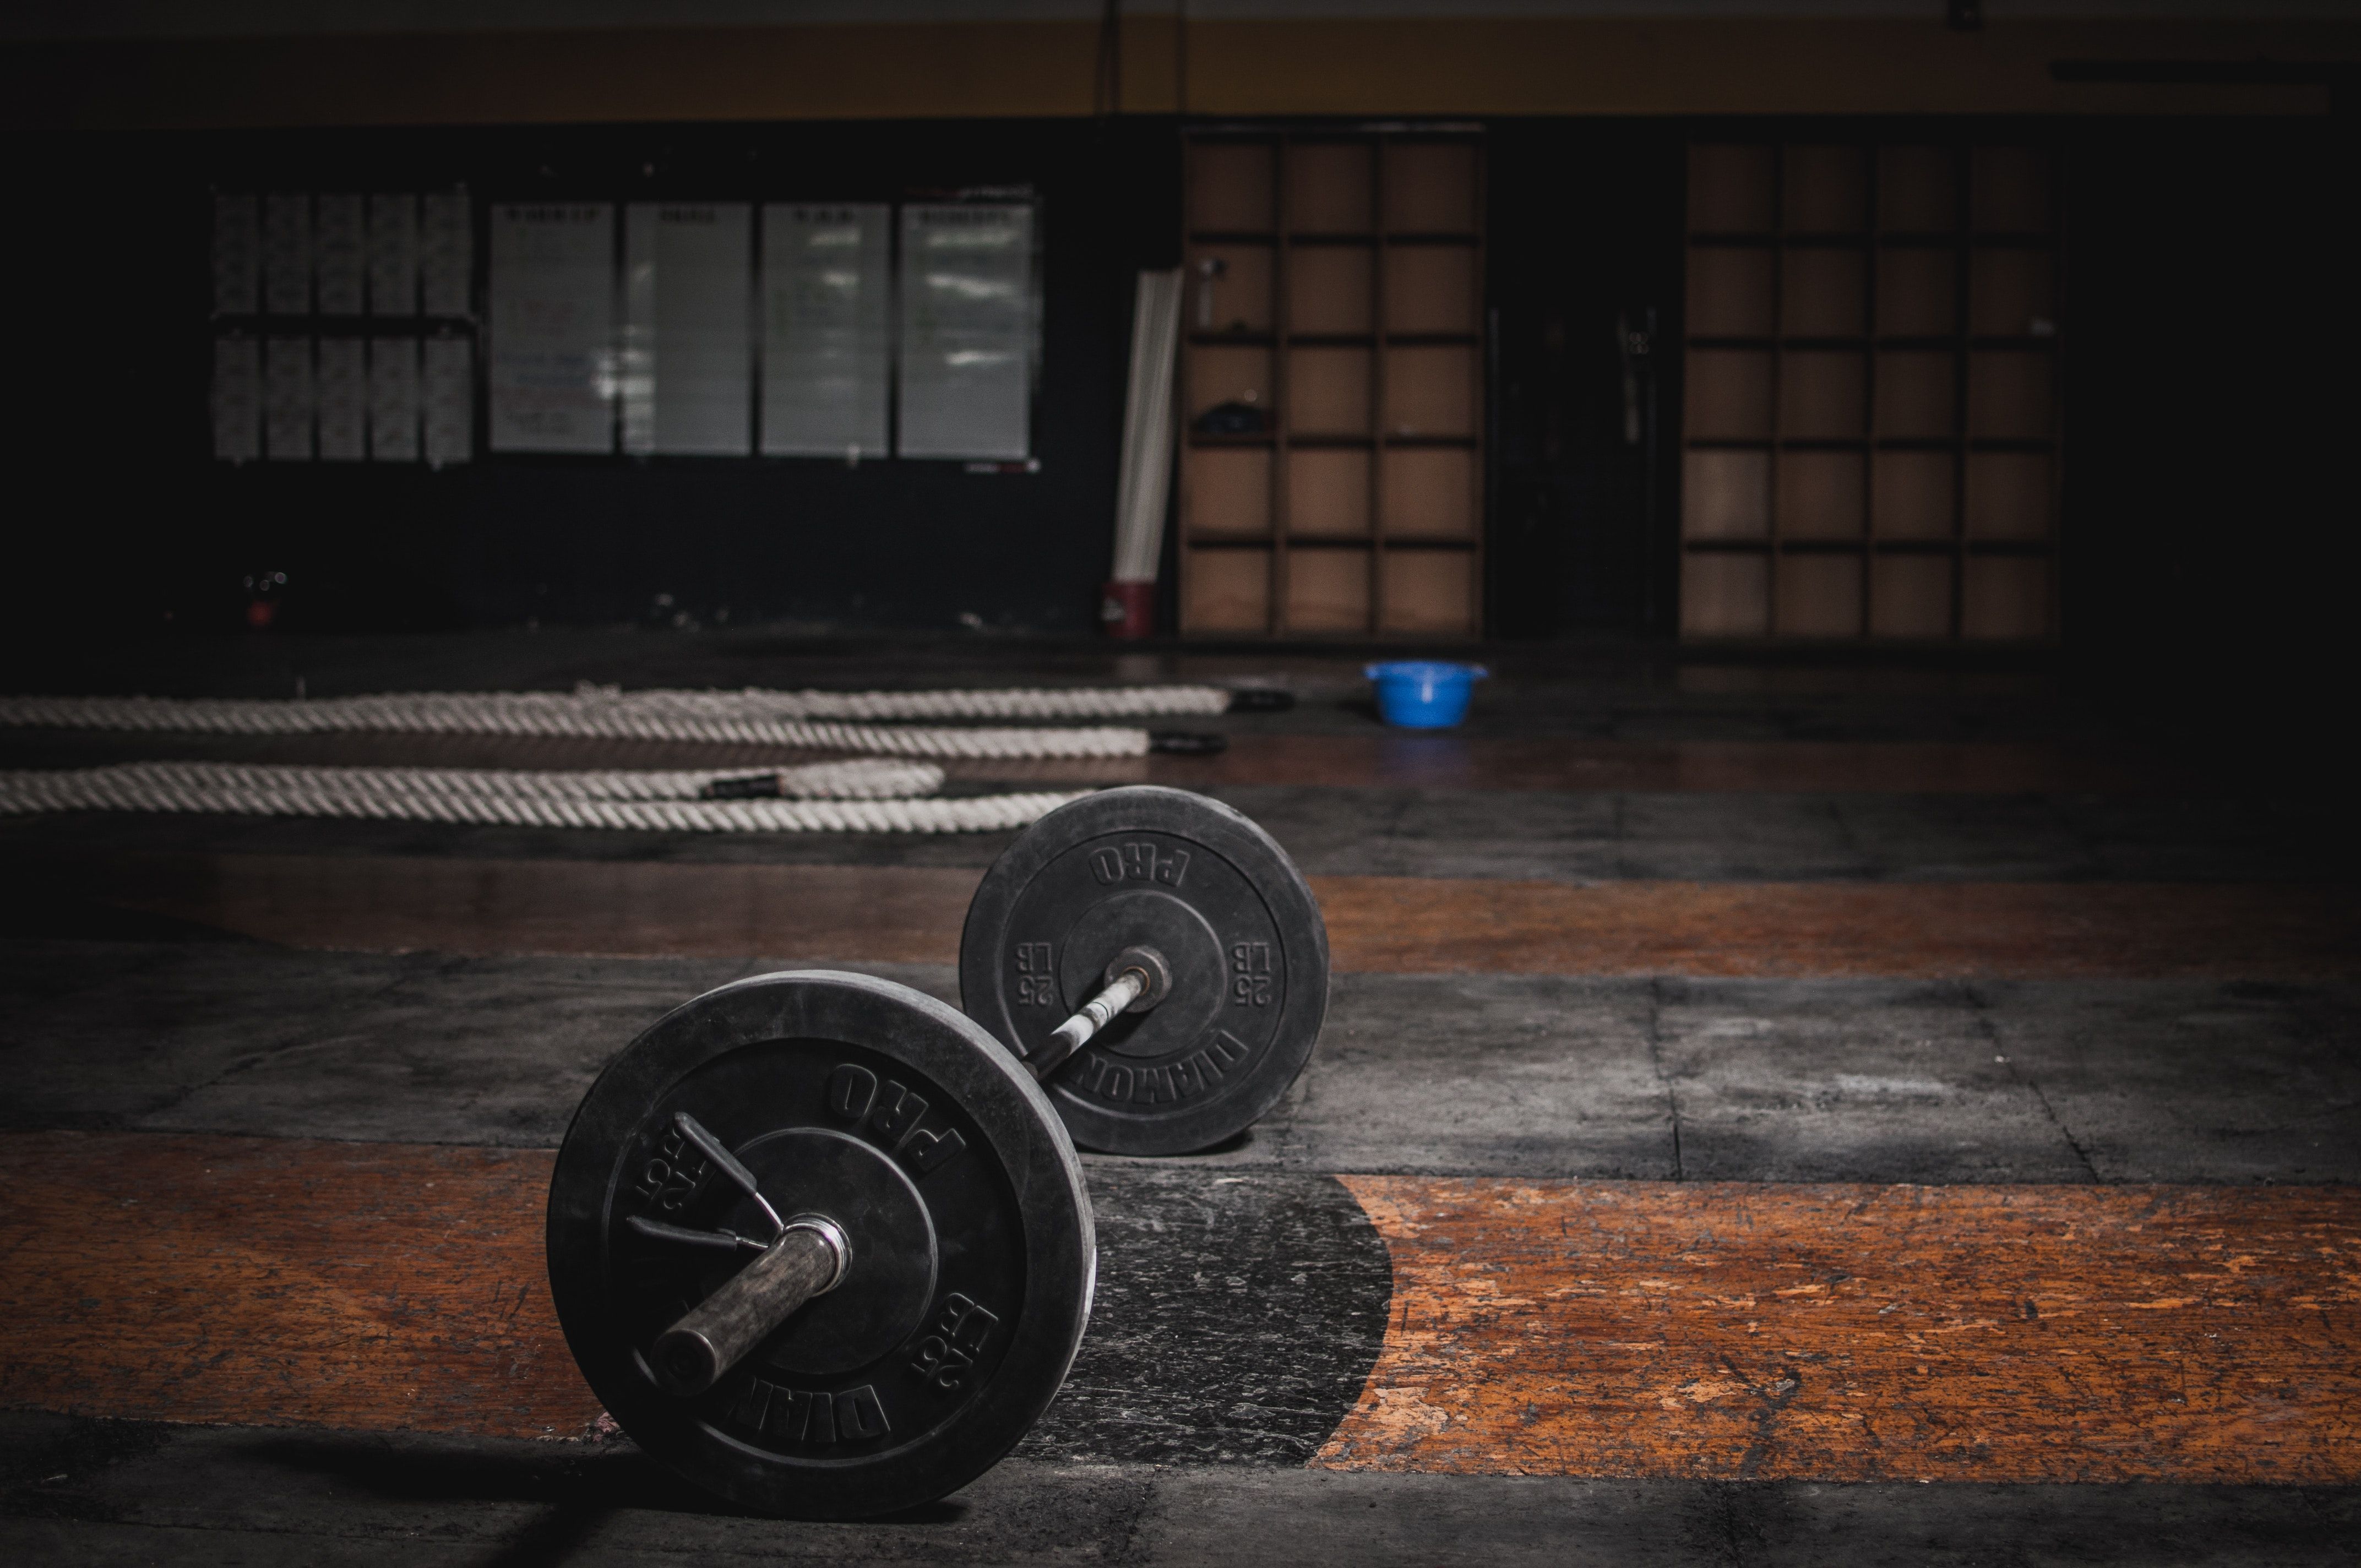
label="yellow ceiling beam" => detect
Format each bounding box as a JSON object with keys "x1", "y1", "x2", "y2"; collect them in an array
[{"x1": 3, "y1": 16, "x2": 2345, "y2": 130}]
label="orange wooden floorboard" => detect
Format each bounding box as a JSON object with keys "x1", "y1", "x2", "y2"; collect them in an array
[
  {"x1": 1324, "y1": 1176, "x2": 2361, "y2": 1484},
  {"x1": 0, "y1": 1133, "x2": 599, "y2": 1439},
  {"x1": 42, "y1": 851, "x2": 2361, "y2": 979},
  {"x1": 1175, "y1": 736, "x2": 2186, "y2": 795},
  {"x1": 4, "y1": 1132, "x2": 2357, "y2": 1484},
  {"x1": 1315, "y1": 878, "x2": 2361, "y2": 981}
]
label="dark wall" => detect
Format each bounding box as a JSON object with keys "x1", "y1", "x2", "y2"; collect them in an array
[
  {"x1": 2059, "y1": 113, "x2": 2354, "y2": 712},
  {"x1": 9, "y1": 110, "x2": 2347, "y2": 662},
  {"x1": 1487, "y1": 119, "x2": 1688, "y2": 640},
  {"x1": 1482, "y1": 111, "x2": 2354, "y2": 676},
  {"x1": 11, "y1": 118, "x2": 1182, "y2": 637}
]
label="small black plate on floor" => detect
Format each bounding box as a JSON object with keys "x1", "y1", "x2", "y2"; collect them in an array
[{"x1": 960, "y1": 787, "x2": 1330, "y2": 1156}]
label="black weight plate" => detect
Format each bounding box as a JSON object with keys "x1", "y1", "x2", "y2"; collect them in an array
[
  {"x1": 959, "y1": 786, "x2": 1330, "y2": 1156},
  {"x1": 546, "y1": 971, "x2": 1094, "y2": 1520}
]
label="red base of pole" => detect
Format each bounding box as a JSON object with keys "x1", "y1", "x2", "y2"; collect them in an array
[{"x1": 1100, "y1": 580, "x2": 1155, "y2": 640}]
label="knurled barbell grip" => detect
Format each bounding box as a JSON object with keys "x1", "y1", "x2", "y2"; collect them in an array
[
  {"x1": 1027, "y1": 968, "x2": 1147, "y2": 1080},
  {"x1": 651, "y1": 1218, "x2": 848, "y2": 1398}
]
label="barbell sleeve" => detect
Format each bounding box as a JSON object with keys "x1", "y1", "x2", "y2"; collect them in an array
[{"x1": 650, "y1": 1217, "x2": 849, "y2": 1397}]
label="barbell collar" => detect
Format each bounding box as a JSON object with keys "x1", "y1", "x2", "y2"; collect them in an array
[
  {"x1": 1105, "y1": 944, "x2": 1172, "y2": 1012},
  {"x1": 672, "y1": 1110, "x2": 786, "y2": 1237}
]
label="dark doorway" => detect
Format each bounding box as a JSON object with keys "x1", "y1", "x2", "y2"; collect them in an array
[{"x1": 1486, "y1": 120, "x2": 1687, "y2": 640}]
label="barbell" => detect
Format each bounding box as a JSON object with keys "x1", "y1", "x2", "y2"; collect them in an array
[
  {"x1": 547, "y1": 970, "x2": 1092, "y2": 1518},
  {"x1": 545, "y1": 787, "x2": 1325, "y2": 1516}
]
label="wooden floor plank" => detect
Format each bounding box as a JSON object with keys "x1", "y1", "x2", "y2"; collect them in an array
[
  {"x1": 6, "y1": 1133, "x2": 2356, "y2": 1485},
  {"x1": 1180, "y1": 736, "x2": 2181, "y2": 796},
  {"x1": 32, "y1": 852, "x2": 2361, "y2": 980},
  {"x1": 0, "y1": 1132, "x2": 597, "y2": 1439},
  {"x1": 1321, "y1": 1176, "x2": 2361, "y2": 1484},
  {"x1": 72, "y1": 852, "x2": 975, "y2": 965},
  {"x1": 1314, "y1": 878, "x2": 2361, "y2": 981}
]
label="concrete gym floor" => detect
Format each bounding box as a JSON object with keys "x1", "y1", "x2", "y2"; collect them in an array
[{"x1": 2, "y1": 631, "x2": 2356, "y2": 1566}]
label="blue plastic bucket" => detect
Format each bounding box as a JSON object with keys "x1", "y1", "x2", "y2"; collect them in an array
[{"x1": 1366, "y1": 661, "x2": 1488, "y2": 729}]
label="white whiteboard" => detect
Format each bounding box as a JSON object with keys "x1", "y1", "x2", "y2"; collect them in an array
[
  {"x1": 896, "y1": 203, "x2": 1035, "y2": 460},
  {"x1": 622, "y1": 203, "x2": 752, "y2": 457},
  {"x1": 487, "y1": 203, "x2": 613, "y2": 454},
  {"x1": 760, "y1": 203, "x2": 890, "y2": 459},
  {"x1": 317, "y1": 337, "x2": 365, "y2": 459},
  {"x1": 264, "y1": 194, "x2": 311, "y2": 315},
  {"x1": 211, "y1": 336, "x2": 260, "y2": 461},
  {"x1": 421, "y1": 188, "x2": 472, "y2": 318},
  {"x1": 425, "y1": 335, "x2": 474, "y2": 467},
  {"x1": 367, "y1": 194, "x2": 418, "y2": 317},
  {"x1": 369, "y1": 338, "x2": 419, "y2": 462},
  {"x1": 316, "y1": 195, "x2": 365, "y2": 315},
  {"x1": 264, "y1": 336, "x2": 313, "y2": 459}
]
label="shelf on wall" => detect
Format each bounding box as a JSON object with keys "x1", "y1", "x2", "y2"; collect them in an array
[
  {"x1": 1178, "y1": 129, "x2": 1487, "y2": 640},
  {"x1": 1678, "y1": 137, "x2": 2063, "y2": 644}
]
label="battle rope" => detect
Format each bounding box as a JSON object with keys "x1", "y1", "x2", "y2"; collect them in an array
[
  {"x1": 0, "y1": 683, "x2": 1287, "y2": 756},
  {"x1": 0, "y1": 760, "x2": 1086, "y2": 835}
]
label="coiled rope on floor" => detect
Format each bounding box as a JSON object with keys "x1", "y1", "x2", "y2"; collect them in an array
[
  {"x1": 0, "y1": 683, "x2": 1243, "y2": 756},
  {"x1": 0, "y1": 760, "x2": 1086, "y2": 834}
]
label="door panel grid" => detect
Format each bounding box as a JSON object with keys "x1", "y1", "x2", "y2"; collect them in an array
[
  {"x1": 1179, "y1": 130, "x2": 1485, "y2": 639},
  {"x1": 1680, "y1": 139, "x2": 2061, "y2": 642}
]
